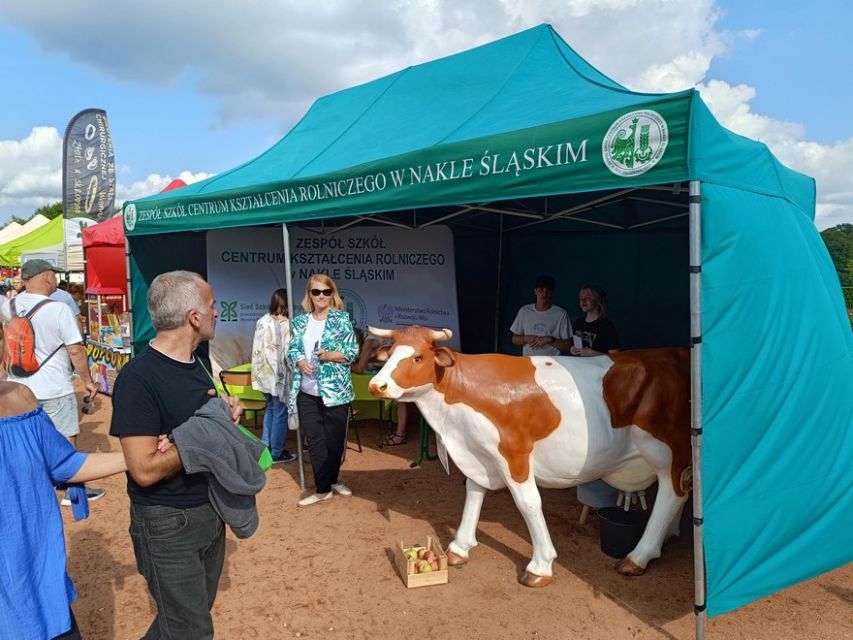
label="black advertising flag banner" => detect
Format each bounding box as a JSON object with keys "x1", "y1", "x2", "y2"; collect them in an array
[{"x1": 62, "y1": 108, "x2": 116, "y2": 222}]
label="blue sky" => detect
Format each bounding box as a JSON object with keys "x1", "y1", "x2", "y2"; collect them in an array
[
  {"x1": 0, "y1": 0, "x2": 850, "y2": 230},
  {"x1": 710, "y1": 0, "x2": 847, "y2": 145}
]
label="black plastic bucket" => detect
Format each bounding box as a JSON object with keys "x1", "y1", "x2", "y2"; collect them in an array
[{"x1": 597, "y1": 507, "x2": 648, "y2": 558}]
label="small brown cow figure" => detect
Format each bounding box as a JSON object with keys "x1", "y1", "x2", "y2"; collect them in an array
[{"x1": 368, "y1": 326, "x2": 691, "y2": 587}]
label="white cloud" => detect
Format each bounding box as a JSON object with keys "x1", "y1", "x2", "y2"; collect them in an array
[
  {"x1": 116, "y1": 171, "x2": 213, "y2": 205},
  {"x1": 0, "y1": 0, "x2": 730, "y2": 124},
  {"x1": 0, "y1": 126, "x2": 210, "y2": 224},
  {"x1": 0, "y1": 0, "x2": 849, "y2": 229},
  {"x1": 0, "y1": 127, "x2": 62, "y2": 218}
]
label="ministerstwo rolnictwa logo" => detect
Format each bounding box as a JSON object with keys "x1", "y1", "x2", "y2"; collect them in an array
[
  {"x1": 123, "y1": 203, "x2": 137, "y2": 231},
  {"x1": 602, "y1": 110, "x2": 668, "y2": 177}
]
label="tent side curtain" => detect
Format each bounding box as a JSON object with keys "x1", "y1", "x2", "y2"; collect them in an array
[
  {"x1": 128, "y1": 232, "x2": 208, "y2": 353},
  {"x1": 86, "y1": 246, "x2": 126, "y2": 294},
  {"x1": 124, "y1": 93, "x2": 694, "y2": 236},
  {"x1": 701, "y1": 183, "x2": 853, "y2": 616}
]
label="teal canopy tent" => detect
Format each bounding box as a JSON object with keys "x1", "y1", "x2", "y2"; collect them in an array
[{"x1": 124, "y1": 24, "x2": 853, "y2": 632}]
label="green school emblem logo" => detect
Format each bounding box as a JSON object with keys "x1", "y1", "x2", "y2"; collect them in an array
[
  {"x1": 603, "y1": 110, "x2": 668, "y2": 177},
  {"x1": 123, "y1": 203, "x2": 137, "y2": 231},
  {"x1": 219, "y1": 300, "x2": 238, "y2": 321}
]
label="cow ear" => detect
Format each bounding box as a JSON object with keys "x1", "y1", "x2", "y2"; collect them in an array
[
  {"x1": 374, "y1": 345, "x2": 391, "y2": 362},
  {"x1": 433, "y1": 346, "x2": 455, "y2": 368}
]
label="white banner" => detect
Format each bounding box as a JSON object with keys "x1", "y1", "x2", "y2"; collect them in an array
[
  {"x1": 207, "y1": 225, "x2": 460, "y2": 371},
  {"x1": 206, "y1": 227, "x2": 287, "y2": 372},
  {"x1": 290, "y1": 225, "x2": 460, "y2": 349}
]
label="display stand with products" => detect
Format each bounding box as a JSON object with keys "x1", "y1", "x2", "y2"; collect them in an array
[{"x1": 84, "y1": 287, "x2": 130, "y2": 395}]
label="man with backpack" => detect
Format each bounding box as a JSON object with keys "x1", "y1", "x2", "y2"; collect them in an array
[{"x1": 0, "y1": 259, "x2": 103, "y2": 503}]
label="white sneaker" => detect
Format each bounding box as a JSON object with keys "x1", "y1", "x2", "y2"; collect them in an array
[
  {"x1": 331, "y1": 483, "x2": 352, "y2": 497},
  {"x1": 86, "y1": 488, "x2": 106, "y2": 501},
  {"x1": 60, "y1": 488, "x2": 105, "y2": 506},
  {"x1": 297, "y1": 492, "x2": 333, "y2": 508}
]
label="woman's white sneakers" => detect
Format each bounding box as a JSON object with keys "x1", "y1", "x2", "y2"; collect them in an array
[
  {"x1": 331, "y1": 483, "x2": 352, "y2": 497},
  {"x1": 297, "y1": 484, "x2": 352, "y2": 507},
  {"x1": 297, "y1": 492, "x2": 333, "y2": 508}
]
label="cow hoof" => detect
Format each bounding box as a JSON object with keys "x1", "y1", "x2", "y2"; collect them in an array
[
  {"x1": 446, "y1": 549, "x2": 468, "y2": 566},
  {"x1": 615, "y1": 557, "x2": 646, "y2": 576},
  {"x1": 519, "y1": 572, "x2": 552, "y2": 588}
]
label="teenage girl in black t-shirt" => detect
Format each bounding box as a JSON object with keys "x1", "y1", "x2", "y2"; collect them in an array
[{"x1": 570, "y1": 284, "x2": 619, "y2": 356}]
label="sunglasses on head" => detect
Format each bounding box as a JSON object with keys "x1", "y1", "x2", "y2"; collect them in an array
[{"x1": 310, "y1": 288, "x2": 333, "y2": 297}]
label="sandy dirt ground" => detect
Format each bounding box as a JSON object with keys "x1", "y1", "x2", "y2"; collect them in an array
[{"x1": 64, "y1": 391, "x2": 852, "y2": 640}]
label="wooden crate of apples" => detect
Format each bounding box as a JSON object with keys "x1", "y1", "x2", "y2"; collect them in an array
[{"x1": 395, "y1": 535, "x2": 449, "y2": 588}]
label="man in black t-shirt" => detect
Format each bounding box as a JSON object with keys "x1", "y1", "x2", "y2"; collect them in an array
[{"x1": 111, "y1": 270, "x2": 231, "y2": 640}]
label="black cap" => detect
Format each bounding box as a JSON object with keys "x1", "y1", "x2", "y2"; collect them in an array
[{"x1": 21, "y1": 259, "x2": 57, "y2": 280}]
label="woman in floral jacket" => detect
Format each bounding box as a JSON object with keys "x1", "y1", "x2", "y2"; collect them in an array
[
  {"x1": 251, "y1": 288, "x2": 295, "y2": 463},
  {"x1": 288, "y1": 274, "x2": 358, "y2": 507}
]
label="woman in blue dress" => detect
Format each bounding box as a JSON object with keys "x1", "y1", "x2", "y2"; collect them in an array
[{"x1": 0, "y1": 380, "x2": 127, "y2": 639}]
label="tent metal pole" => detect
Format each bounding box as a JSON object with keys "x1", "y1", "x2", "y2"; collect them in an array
[
  {"x1": 688, "y1": 180, "x2": 706, "y2": 640},
  {"x1": 124, "y1": 235, "x2": 135, "y2": 358},
  {"x1": 281, "y1": 223, "x2": 305, "y2": 490}
]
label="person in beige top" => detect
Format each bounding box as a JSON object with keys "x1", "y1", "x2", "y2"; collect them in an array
[{"x1": 251, "y1": 288, "x2": 295, "y2": 464}]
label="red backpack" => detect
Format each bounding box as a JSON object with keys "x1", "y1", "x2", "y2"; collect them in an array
[{"x1": 3, "y1": 299, "x2": 63, "y2": 377}]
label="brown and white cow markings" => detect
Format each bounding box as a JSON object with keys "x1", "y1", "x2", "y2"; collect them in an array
[
  {"x1": 369, "y1": 326, "x2": 693, "y2": 582},
  {"x1": 391, "y1": 348, "x2": 561, "y2": 483},
  {"x1": 603, "y1": 348, "x2": 692, "y2": 496}
]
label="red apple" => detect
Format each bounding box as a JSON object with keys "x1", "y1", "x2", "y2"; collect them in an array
[
  {"x1": 430, "y1": 559, "x2": 440, "y2": 571},
  {"x1": 423, "y1": 550, "x2": 436, "y2": 563},
  {"x1": 416, "y1": 548, "x2": 429, "y2": 560}
]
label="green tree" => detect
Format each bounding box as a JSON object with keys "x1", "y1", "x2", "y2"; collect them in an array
[
  {"x1": 5, "y1": 202, "x2": 63, "y2": 226},
  {"x1": 32, "y1": 202, "x2": 64, "y2": 220},
  {"x1": 820, "y1": 224, "x2": 853, "y2": 325}
]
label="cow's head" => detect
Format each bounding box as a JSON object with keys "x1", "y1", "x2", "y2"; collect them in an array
[{"x1": 367, "y1": 325, "x2": 454, "y2": 400}]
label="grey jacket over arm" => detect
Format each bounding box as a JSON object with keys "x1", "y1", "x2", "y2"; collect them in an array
[{"x1": 171, "y1": 397, "x2": 267, "y2": 538}]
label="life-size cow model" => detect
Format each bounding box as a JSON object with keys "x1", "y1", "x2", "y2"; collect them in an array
[{"x1": 367, "y1": 326, "x2": 691, "y2": 587}]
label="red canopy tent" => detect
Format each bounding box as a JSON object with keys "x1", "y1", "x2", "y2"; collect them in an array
[
  {"x1": 82, "y1": 179, "x2": 187, "y2": 294},
  {"x1": 82, "y1": 215, "x2": 126, "y2": 294}
]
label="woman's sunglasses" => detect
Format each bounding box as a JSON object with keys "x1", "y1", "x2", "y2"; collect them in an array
[{"x1": 311, "y1": 288, "x2": 333, "y2": 297}]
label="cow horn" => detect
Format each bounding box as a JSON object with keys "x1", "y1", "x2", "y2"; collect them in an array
[
  {"x1": 367, "y1": 325, "x2": 394, "y2": 338},
  {"x1": 430, "y1": 328, "x2": 453, "y2": 342}
]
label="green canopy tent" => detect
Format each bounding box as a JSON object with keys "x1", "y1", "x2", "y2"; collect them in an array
[
  {"x1": 0, "y1": 215, "x2": 88, "y2": 270},
  {"x1": 124, "y1": 24, "x2": 853, "y2": 634},
  {"x1": 0, "y1": 215, "x2": 73, "y2": 267}
]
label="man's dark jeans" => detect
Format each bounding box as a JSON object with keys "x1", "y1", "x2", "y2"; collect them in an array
[{"x1": 130, "y1": 502, "x2": 225, "y2": 640}]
